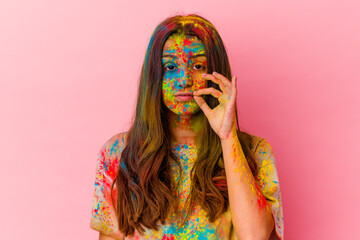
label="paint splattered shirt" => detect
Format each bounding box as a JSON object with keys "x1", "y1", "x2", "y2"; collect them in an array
[{"x1": 90, "y1": 132, "x2": 284, "y2": 240}]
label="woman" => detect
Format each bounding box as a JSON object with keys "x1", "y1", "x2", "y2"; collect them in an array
[{"x1": 90, "y1": 14, "x2": 284, "y2": 240}]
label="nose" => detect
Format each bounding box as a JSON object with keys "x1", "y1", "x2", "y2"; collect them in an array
[{"x1": 178, "y1": 68, "x2": 193, "y2": 87}]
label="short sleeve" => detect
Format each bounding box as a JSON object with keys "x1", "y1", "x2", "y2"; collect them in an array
[
  {"x1": 90, "y1": 132, "x2": 127, "y2": 240},
  {"x1": 253, "y1": 138, "x2": 284, "y2": 240}
]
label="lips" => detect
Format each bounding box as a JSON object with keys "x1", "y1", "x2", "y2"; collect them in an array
[
  {"x1": 175, "y1": 92, "x2": 194, "y2": 101},
  {"x1": 175, "y1": 92, "x2": 193, "y2": 96}
]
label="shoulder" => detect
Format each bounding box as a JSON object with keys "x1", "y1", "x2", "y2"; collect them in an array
[
  {"x1": 95, "y1": 131, "x2": 129, "y2": 179},
  {"x1": 250, "y1": 134, "x2": 272, "y2": 153},
  {"x1": 248, "y1": 134, "x2": 276, "y2": 167},
  {"x1": 99, "y1": 131, "x2": 129, "y2": 160}
]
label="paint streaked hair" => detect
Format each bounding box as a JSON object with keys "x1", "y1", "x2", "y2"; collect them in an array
[{"x1": 111, "y1": 14, "x2": 259, "y2": 237}]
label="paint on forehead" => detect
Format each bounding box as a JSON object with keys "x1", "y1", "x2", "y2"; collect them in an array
[{"x1": 162, "y1": 33, "x2": 206, "y2": 60}]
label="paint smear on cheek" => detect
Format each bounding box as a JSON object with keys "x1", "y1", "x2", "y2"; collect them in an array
[
  {"x1": 194, "y1": 76, "x2": 206, "y2": 89},
  {"x1": 162, "y1": 77, "x2": 175, "y2": 109}
]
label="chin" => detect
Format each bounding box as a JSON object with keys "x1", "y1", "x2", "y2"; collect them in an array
[{"x1": 172, "y1": 107, "x2": 201, "y2": 116}]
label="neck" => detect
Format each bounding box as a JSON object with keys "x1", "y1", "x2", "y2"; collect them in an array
[{"x1": 167, "y1": 110, "x2": 204, "y2": 145}]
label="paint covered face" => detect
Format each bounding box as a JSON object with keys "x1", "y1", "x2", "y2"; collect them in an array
[{"x1": 162, "y1": 33, "x2": 207, "y2": 115}]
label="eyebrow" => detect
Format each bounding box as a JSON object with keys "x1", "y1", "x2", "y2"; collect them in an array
[{"x1": 162, "y1": 53, "x2": 206, "y2": 59}]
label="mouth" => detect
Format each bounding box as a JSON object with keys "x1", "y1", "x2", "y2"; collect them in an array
[
  {"x1": 175, "y1": 92, "x2": 194, "y2": 101},
  {"x1": 176, "y1": 93, "x2": 193, "y2": 96}
]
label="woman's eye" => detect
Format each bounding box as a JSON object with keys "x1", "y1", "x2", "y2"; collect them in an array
[
  {"x1": 165, "y1": 64, "x2": 177, "y2": 71},
  {"x1": 193, "y1": 64, "x2": 205, "y2": 70}
]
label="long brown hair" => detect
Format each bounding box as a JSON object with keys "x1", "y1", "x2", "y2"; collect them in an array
[{"x1": 111, "y1": 14, "x2": 258, "y2": 237}]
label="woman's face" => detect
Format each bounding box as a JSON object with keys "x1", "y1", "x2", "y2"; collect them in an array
[{"x1": 162, "y1": 33, "x2": 207, "y2": 115}]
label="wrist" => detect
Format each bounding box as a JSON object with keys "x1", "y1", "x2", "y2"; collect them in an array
[{"x1": 220, "y1": 124, "x2": 238, "y2": 142}]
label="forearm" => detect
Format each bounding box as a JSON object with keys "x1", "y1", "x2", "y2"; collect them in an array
[{"x1": 221, "y1": 126, "x2": 274, "y2": 240}]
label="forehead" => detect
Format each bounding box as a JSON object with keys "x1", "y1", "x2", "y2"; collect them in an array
[{"x1": 162, "y1": 33, "x2": 205, "y2": 55}]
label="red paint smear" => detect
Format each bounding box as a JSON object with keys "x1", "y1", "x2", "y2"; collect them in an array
[
  {"x1": 161, "y1": 234, "x2": 175, "y2": 240},
  {"x1": 232, "y1": 143, "x2": 237, "y2": 162},
  {"x1": 99, "y1": 148, "x2": 119, "y2": 204},
  {"x1": 183, "y1": 37, "x2": 192, "y2": 46},
  {"x1": 254, "y1": 182, "x2": 268, "y2": 211}
]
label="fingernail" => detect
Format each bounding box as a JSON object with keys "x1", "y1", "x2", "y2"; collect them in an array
[
  {"x1": 213, "y1": 71, "x2": 217, "y2": 75},
  {"x1": 202, "y1": 73, "x2": 207, "y2": 76}
]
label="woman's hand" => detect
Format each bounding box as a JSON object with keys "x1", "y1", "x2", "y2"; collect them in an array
[{"x1": 193, "y1": 72, "x2": 237, "y2": 140}]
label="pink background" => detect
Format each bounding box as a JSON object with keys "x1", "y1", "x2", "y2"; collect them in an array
[{"x1": 1, "y1": 0, "x2": 359, "y2": 239}]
